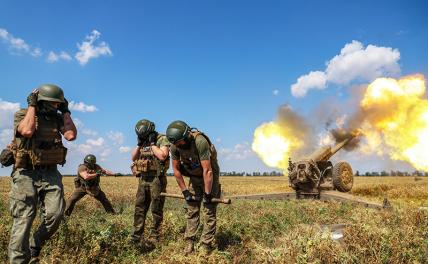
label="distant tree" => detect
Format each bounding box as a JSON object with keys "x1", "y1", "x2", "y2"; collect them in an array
[
  {"x1": 365, "y1": 171, "x2": 371, "y2": 176},
  {"x1": 380, "y1": 170, "x2": 389, "y2": 176},
  {"x1": 355, "y1": 170, "x2": 360, "y2": 176}
]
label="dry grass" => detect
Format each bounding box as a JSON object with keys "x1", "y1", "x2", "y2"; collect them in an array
[{"x1": 0, "y1": 175, "x2": 427, "y2": 263}]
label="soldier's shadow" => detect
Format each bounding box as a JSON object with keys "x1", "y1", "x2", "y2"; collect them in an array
[
  {"x1": 135, "y1": 242, "x2": 156, "y2": 254},
  {"x1": 216, "y1": 230, "x2": 242, "y2": 251}
]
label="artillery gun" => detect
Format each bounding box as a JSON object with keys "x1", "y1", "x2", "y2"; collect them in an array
[
  {"x1": 288, "y1": 138, "x2": 354, "y2": 198},
  {"x1": 233, "y1": 135, "x2": 391, "y2": 209}
]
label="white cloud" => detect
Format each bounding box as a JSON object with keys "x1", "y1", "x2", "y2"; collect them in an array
[
  {"x1": 107, "y1": 131, "x2": 124, "y2": 145},
  {"x1": 47, "y1": 51, "x2": 72, "y2": 63},
  {"x1": 82, "y1": 128, "x2": 98, "y2": 136},
  {"x1": 0, "y1": 129, "x2": 13, "y2": 147},
  {"x1": 119, "y1": 146, "x2": 131, "y2": 153},
  {"x1": 291, "y1": 40, "x2": 401, "y2": 97},
  {"x1": 291, "y1": 71, "x2": 327, "y2": 97},
  {"x1": 69, "y1": 101, "x2": 98, "y2": 112},
  {"x1": 219, "y1": 142, "x2": 254, "y2": 160},
  {"x1": 273, "y1": 89, "x2": 279, "y2": 96},
  {"x1": 0, "y1": 99, "x2": 20, "y2": 130},
  {"x1": 100, "y1": 148, "x2": 111, "y2": 157},
  {"x1": 86, "y1": 137, "x2": 104, "y2": 146},
  {"x1": 0, "y1": 28, "x2": 42, "y2": 57},
  {"x1": 75, "y1": 30, "x2": 112, "y2": 66}
]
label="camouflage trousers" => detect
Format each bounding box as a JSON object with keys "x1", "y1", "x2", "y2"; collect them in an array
[
  {"x1": 131, "y1": 174, "x2": 167, "y2": 242},
  {"x1": 8, "y1": 167, "x2": 65, "y2": 264},
  {"x1": 185, "y1": 173, "x2": 220, "y2": 246},
  {"x1": 64, "y1": 182, "x2": 115, "y2": 216}
]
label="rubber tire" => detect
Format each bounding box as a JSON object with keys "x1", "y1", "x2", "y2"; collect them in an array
[{"x1": 332, "y1": 161, "x2": 353, "y2": 192}]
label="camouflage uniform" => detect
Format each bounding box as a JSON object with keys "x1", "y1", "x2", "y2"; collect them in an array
[
  {"x1": 131, "y1": 134, "x2": 170, "y2": 242},
  {"x1": 170, "y1": 132, "x2": 220, "y2": 247},
  {"x1": 64, "y1": 163, "x2": 115, "y2": 216},
  {"x1": 9, "y1": 109, "x2": 67, "y2": 264}
]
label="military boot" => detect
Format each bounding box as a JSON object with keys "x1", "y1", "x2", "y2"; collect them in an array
[
  {"x1": 198, "y1": 243, "x2": 214, "y2": 257},
  {"x1": 184, "y1": 239, "x2": 195, "y2": 255},
  {"x1": 29, "y1": 247, "x2": 41, "y2": 264}
]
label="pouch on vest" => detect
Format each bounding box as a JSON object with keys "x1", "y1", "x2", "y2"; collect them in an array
[
  {"x1": 30, "y1": 146, "x2": 67, "y2": 166},
  {"x1": 14, "y1": 149, "x2": 30, "y2": 168},
  {"x1": 0, "y1": 148, "x2": 14, "y2": 167}
]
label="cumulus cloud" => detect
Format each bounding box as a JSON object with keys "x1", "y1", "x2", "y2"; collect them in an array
[
  {"x1": 69, "y1": 101, "x2": 98, "y2": 112},
  {"x1": 82, "y1": 128, "x2": 98, "y2": 136},
  {"x1": 291, "y1": 40, "x2": 401, "y2": 97},
  {"x1": 119, "y1": 146, "x2": 131, "y2": 153},
  {"x1": 47, "y1": 51, "x2": 72, "y2": 63},
  {"x1": 0, "y1": 129, "x2": 13, "y2": 147},
  {"x1": 75, "y1": 30, "x2": 112, "y2": 66},
  {"x1": 107, "y1": 131, "x2": 124, "y2": 145},
  {"x1": 0, "y1": 99, "x2": 20, "y2": 130},
  {"x1": 1, "y1": 28, "x2": 112, "y2": 66},
  {"x1": 219, "y1": 142, "x2": 254, "y2": 160},
  {"x1": 0, "y1": 28, "x2": 42, "y2": 57},
  {"x1": 291, "y1": 71, "x2": 327, "y2": 97},
  {"x1": 86, "y1": 137, "x2": 104, "y2": 146}
]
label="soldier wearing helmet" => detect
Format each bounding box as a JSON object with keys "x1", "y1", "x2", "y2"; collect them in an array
[
  {"x1": 130, "y1": 119, "x2": 170, "y2": 245},
  {"x1": 166, "y1": 120, "x2": 220, "y2": 255},
  {"x1": 64, "y1": 154, "x2": 116, "y2": 216},
  {"x1": 8, "y1": 84, "x2": 77, "y2": 263}
]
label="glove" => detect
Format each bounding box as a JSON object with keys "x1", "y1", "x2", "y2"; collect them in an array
[
  {"x1": 59, "y1": 98, "x2": 70, "y2": 114},
  {"x1": 148, "y1": 133, "x2": 157, "y2": 145},
  {"x1": 137, "y1": 136, "x2": 145, "y2": 147},
  {"x1": 27, "y1": 92, "x2": 38, "y2": 107},
  {"x1": 182, "y1": 190, "x2": 194, "y2": 202},
  {"x1": 203, "y1": 192, "x2": 212, "y2": 204}
]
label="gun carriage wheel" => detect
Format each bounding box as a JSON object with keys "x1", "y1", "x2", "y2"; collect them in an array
[{"x1": 332, "y1": 161, "x2": 353, "y2": 192}]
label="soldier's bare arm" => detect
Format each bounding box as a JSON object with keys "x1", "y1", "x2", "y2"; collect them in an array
[
  {"x1": 172, "y1": 159, "x2": 187, "y2": 191},
  {"x1": 131, "y1": 146, "x2": 140, "y2": 161},
  {"x1": 152, "y1": 145, "x2": 169, "y2": 161},
  {"x1": 201, "y1": 160, "x2": 213, "y2": 194},
  {"x1": 17, "y1": 106, "x2": 37, "y2": 138},
  {"x1": 79, "y1": 169, "x2": 98, "y2": 180},
  {"x1": 61, "y1": 113, "x2": 77, "y2": 141},
  {"x1": 100, "y1": 168, "x2": 114, "y2": 175}
]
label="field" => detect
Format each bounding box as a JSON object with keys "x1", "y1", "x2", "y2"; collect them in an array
[{"x1": 0, "y1": 176, "x2": 427, "y2": 263}]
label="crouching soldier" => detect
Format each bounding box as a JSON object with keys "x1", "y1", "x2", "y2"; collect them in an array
[
  {"x1": 130, "y1": 119, "x2": 170, "y2": 245},
  {"x1": 9, "y1": 84, "x2": 77, "y2": 263},
  {"x1": 64, "y1": 154, "x2": 116, "y2": 216},
  {"x1": 166, "y1": 120, "x2": 221, "y2": 255}
]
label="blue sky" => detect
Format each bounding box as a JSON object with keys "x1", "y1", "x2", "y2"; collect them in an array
[{"x1": 1, "y1": 0, "x2": 427, "y2": 175}]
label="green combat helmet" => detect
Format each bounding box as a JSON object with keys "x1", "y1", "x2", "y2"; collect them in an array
[
  {"x1": 37, "y1": 84, "x2": 65, "y2": 103},
  {"x1": 84, "y1": 154, "x2": 97, "y2": 167},
  {"x1": 135, "y1": 119, "x2": 155, "y2": 138},
  {"x1": 166, "y1": 120, "x2": 190, "y2": 144}
]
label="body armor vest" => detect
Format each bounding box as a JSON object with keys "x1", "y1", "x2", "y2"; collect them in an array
[
  {"x1": 132, "y1": 134, "x2": 170, "y2": 176},
  {"x1": 178, "y1": 131, "x2": 218, "y2": 177},
  {"x1": 14, "y1": 112, "x2": 67, "y2": 168},
  {"x1": 78, "y1": 164, "x2": 101, "y2": 187}
]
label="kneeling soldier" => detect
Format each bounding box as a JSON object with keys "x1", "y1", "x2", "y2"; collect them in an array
[
  {"x1": 64, "y1": 154, "x2": 116, "y2": 216},
  {"x1": 130, "y1": 119, "x2": 170, "y2": 245},
  {"x1": 166, "y1": 120, "x2": 221, "y2": 255}
]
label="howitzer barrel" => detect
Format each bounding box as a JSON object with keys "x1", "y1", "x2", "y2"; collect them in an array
[
  {"x1": 308, "y1": 137, "x2": 354, "y2": 162},
  {"x1": 160, "y1": 192, "x2": 232, "y2": 204}
]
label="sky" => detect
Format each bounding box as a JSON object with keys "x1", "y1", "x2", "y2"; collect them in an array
[{"x1": 1, "y1": 0, "x2": 428, "y2": 175}]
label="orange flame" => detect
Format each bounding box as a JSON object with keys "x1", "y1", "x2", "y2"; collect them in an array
[{"x1": 360, "y1": 75, "x2": 428, "y2": 171}]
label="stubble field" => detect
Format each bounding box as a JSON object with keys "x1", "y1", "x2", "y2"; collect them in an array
[{"x1": 0, "y1": 176, "x2": 427, "y2": 263}]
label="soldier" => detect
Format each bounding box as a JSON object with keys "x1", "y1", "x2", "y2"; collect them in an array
[
  {"x1": 165, "y1": 120, "x2": 220, "y2": 255},
  {"x1": 64, "y1": 154, "x2": 116, "y2": 216},
  {"x1": 9, "y1": 85, "x2": 77, "y2": 264},
  {"x1": 130, "y1": 119, "x2": 170, "y2": 245}
]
